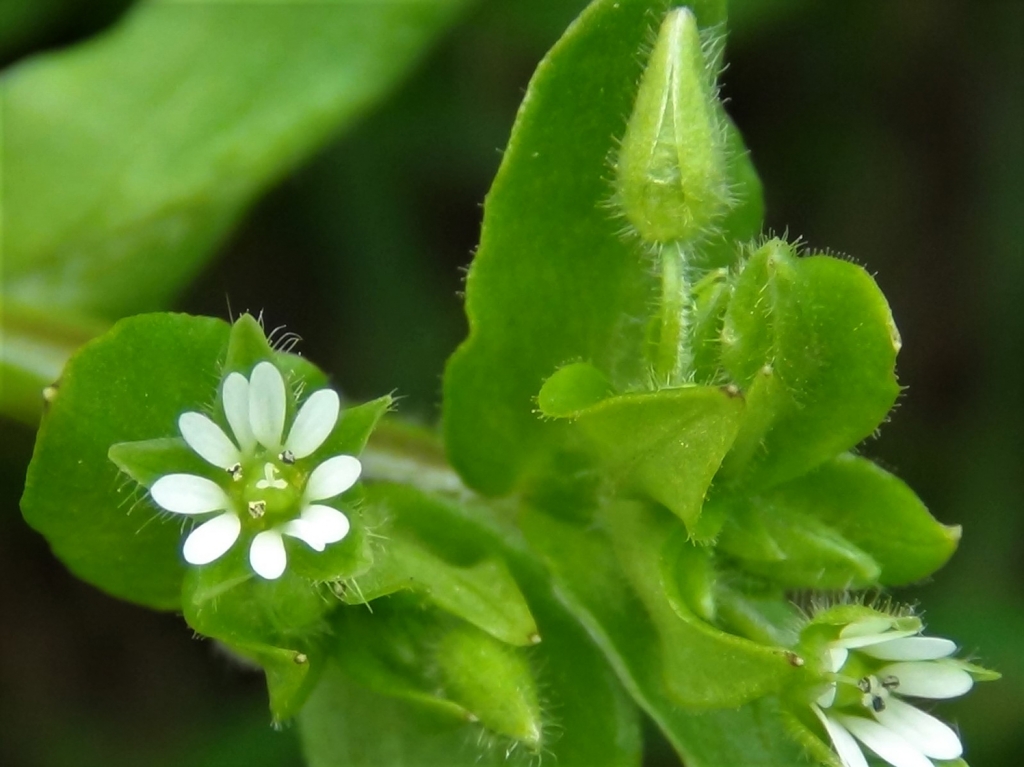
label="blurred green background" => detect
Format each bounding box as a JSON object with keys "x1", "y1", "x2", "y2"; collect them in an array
[{"x1": 0, "y1": 1, "x2": 1020, "y2": 765}]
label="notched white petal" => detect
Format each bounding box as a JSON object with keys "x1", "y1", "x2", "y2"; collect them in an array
[
  {"x1": 151, "y1": 474, "x2": 230, "y2": 515},
  {"x1": 816, "y1": 681, "x2": 838, "y2": 709},
  {"x1": 179, "y1": 412, "x2": 241, "y2": 469},
  {"x1": 836, "y1": 714, "x2": 932, "y2": 767},
  {"x1": 840, "y1": 618, "x2": 895, "y2": 639},
  {"x1": 282, "y1": 519, "x2": 327, "y2": 552},
  {"x1": 835, "y1": 629, "x2": 918, "y2": 650},
  {"x1": 250, "y1": 529, "x2": 287, "y2": 580},
  {"x1": 873, "y1": 697, "x2": 963, "y2": 760},
  {"x1": 183, "y1": 512, "x2": 241, "y2": 565},
  {"x1": 878, "y1": 661, "x2": 974, "y2": 699},
  {"x1": 812, "y1": 705, "x2": 868, "y2": 767},
  {"x1": 829, "y1": 647, "x2": 850, "y2": 673},
  {"x1": 249, "y1": 361, "x2": 287, "y2": 450},
  {"x1": 859, "y1": 636, "x2": 957, "y2": 661},
  {"x1": 285, "y1": 389, "x2": 340, "y2": 459},
  {"x1": 301, "y1": 504, "x2": 350, "y2": 544},
  {"x1": 222, "y1": 372, "x2": 256, "y2": 453},
  {"x1": 304, "y1": 455, "x2": 362, "y2": 502}
]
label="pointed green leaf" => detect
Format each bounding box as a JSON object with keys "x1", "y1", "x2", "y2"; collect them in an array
[
  {"x1": 757, "y1": 453, "x2": 960, "y2": 585},
  {"x1": 569, "y1": 386, "x2": 745, "y2": 533}
]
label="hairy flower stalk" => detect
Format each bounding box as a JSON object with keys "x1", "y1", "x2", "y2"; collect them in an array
[
  {"x1": 808, "y1": 616, "x2": 987, "y2": 767},
  {"x1": 149, "y1": 361, "x2": 359, "y2": 579}
]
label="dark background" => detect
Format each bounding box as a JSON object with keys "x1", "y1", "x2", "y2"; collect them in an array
[{"x1": 1, "y1": 1, "x2": 1021, "y2": 765}]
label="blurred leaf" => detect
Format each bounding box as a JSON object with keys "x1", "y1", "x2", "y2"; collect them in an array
[
  {"x1": 0, "y1": 0, "x2": 471, "y2": 318},
  {"x1": 443, "y1": 0, "x2": 756, "y2": 496},
  {"x1": 721, "y1": 239, "x2": 901, "y2": 488}
]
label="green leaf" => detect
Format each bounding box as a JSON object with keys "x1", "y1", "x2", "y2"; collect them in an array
[
  {"x1": 547, "y1": 385, "x2": 744, "y2": 534},
  {"x1": 21, "y1": 312, "x2": 230, "y2": 609},
  {"x1": 346, "y1": 483, "x2": 538, "y2": 647},
  {"x1": 301, "y1": 481, "x2": 642, "y2": 766},
  {"x1": 746, "y1": 453, "x2": 960, "y2": 586},
  {"x1": 1, "y1": 0, "x2": 471, "y2": 319},
  {"x1": 713, "y1": 492, "x2": 882, "y2": 589},
  {"x1": 721, "y1": 239, "x2": 902, "y2": 488},
  {"x1": 521, "y1": 502, "x2": 810, "y2": 764},
  {"x1": 299, "y1": 663, "x2": 524, "y2": 767},
  {"x1": 522, "y1": 500, "x2": 799, "y2": 709},
  {"x1": 443, "y1": 0, "x2": 754, "y2": 496}
]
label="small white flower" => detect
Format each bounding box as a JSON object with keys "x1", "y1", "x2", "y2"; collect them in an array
[
  {"x1": 150, "y1": 361, "x2": 359, "y2": 580},
  {"x1": 811, "y1": 618, "x2": 974, "y2": 767}
]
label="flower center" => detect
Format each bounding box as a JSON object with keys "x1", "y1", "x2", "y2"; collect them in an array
[{"x1": 237, "y1": 459, "x2": 302, "y2": 524}]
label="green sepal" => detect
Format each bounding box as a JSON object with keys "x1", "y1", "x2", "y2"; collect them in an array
[
  {"x1": 109, "y1": 436, "x2": 218, "y2": 488},
  {"x1": 435, "y1": 622, "x2": 543, "y2": 750},
  {"x1": 720, "y1": 239, "x2": 901, "y2": 489},
  {"x1": 615, "y1": 7, "x2": 730, "y2": 244},
  {"x1": 329, "y1": 598, "x2": 473, "y2": 722},
  {"x1": 690, "y1": 267, "x2": 733, "y2": 382},
  {"x1": 180, "y1": 547, "x2": 333, "y2": 721},
  {"x1": 543, "y1": 385, "x2": 744, "y2": 534},
  {"x1": 536, "y1": 362, "x2": 612, "y2": 418},
  {"x1": 319, "y1": 395, "x2": 393, "y2": 458},
  {"x1": 342, "y1": 483, "x2": 539, "y2": 647}
]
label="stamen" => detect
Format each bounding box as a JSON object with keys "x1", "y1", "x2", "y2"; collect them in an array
[
  {"x1": 227, "y1": 463, "x2": 243, "y2": 481},
  {"x1": 881, "y1": 675, "x2": 900, "y2": 691},
  {"x1": 280, "y1": 449, "x2": 296, "y2": 465},
  {"x1": 248, "y1": 500, "x2": 267, "y2": 519}
]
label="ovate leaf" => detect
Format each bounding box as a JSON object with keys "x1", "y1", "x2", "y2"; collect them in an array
[{"x1": 721, "y1": 240, "x2": 901, "y2": 488}]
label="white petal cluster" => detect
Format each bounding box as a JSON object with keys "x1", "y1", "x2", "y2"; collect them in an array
[
  {"x1": 150, "y1": 361, "x2": 360, "y2": 580},
  {"x1": 812, "y1": 618, "x2": 973, "y2": 767}
]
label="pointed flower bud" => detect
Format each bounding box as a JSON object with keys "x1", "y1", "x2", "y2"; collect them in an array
[{"x1": 616, "y1": 8, "x2": 731, "y2": 245}]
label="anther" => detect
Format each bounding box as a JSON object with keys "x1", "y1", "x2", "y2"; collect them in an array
[
  {"x1": 248, "y1": 500, "x2": 266, "y2": 519},
  {"x1": 881, "y1": 675, "x2": 900, "y2": 691},
  {"x1": 870, "y1": 696, "x2": 886, "y2": 713},
  {"x1": 227, "y1": 463, "x2": 243, "y2": 481},
  {"x1": 280, "y1": 450, "x2": 296, "y2": 465}
]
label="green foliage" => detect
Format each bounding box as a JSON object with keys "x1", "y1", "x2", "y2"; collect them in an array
[{"x1": 14, "y1": 0, "x2": 991, "y2": 764}]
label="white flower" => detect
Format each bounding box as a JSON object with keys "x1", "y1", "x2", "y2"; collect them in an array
[
  {"x1": 149, "y1": 361, "x2": 360, "y2": 580},
  {"x1": 811, "y1": 618, "x2": 974, "y2": 767}
]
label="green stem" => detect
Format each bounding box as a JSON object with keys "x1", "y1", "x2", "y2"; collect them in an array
[{"x1": 653, "y1": 241, "x2": 693, "y2": 386}]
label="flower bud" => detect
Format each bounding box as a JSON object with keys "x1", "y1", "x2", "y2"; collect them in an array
[{"x1": 616, "y1": 8, "x2": 731, "y2": 244}]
